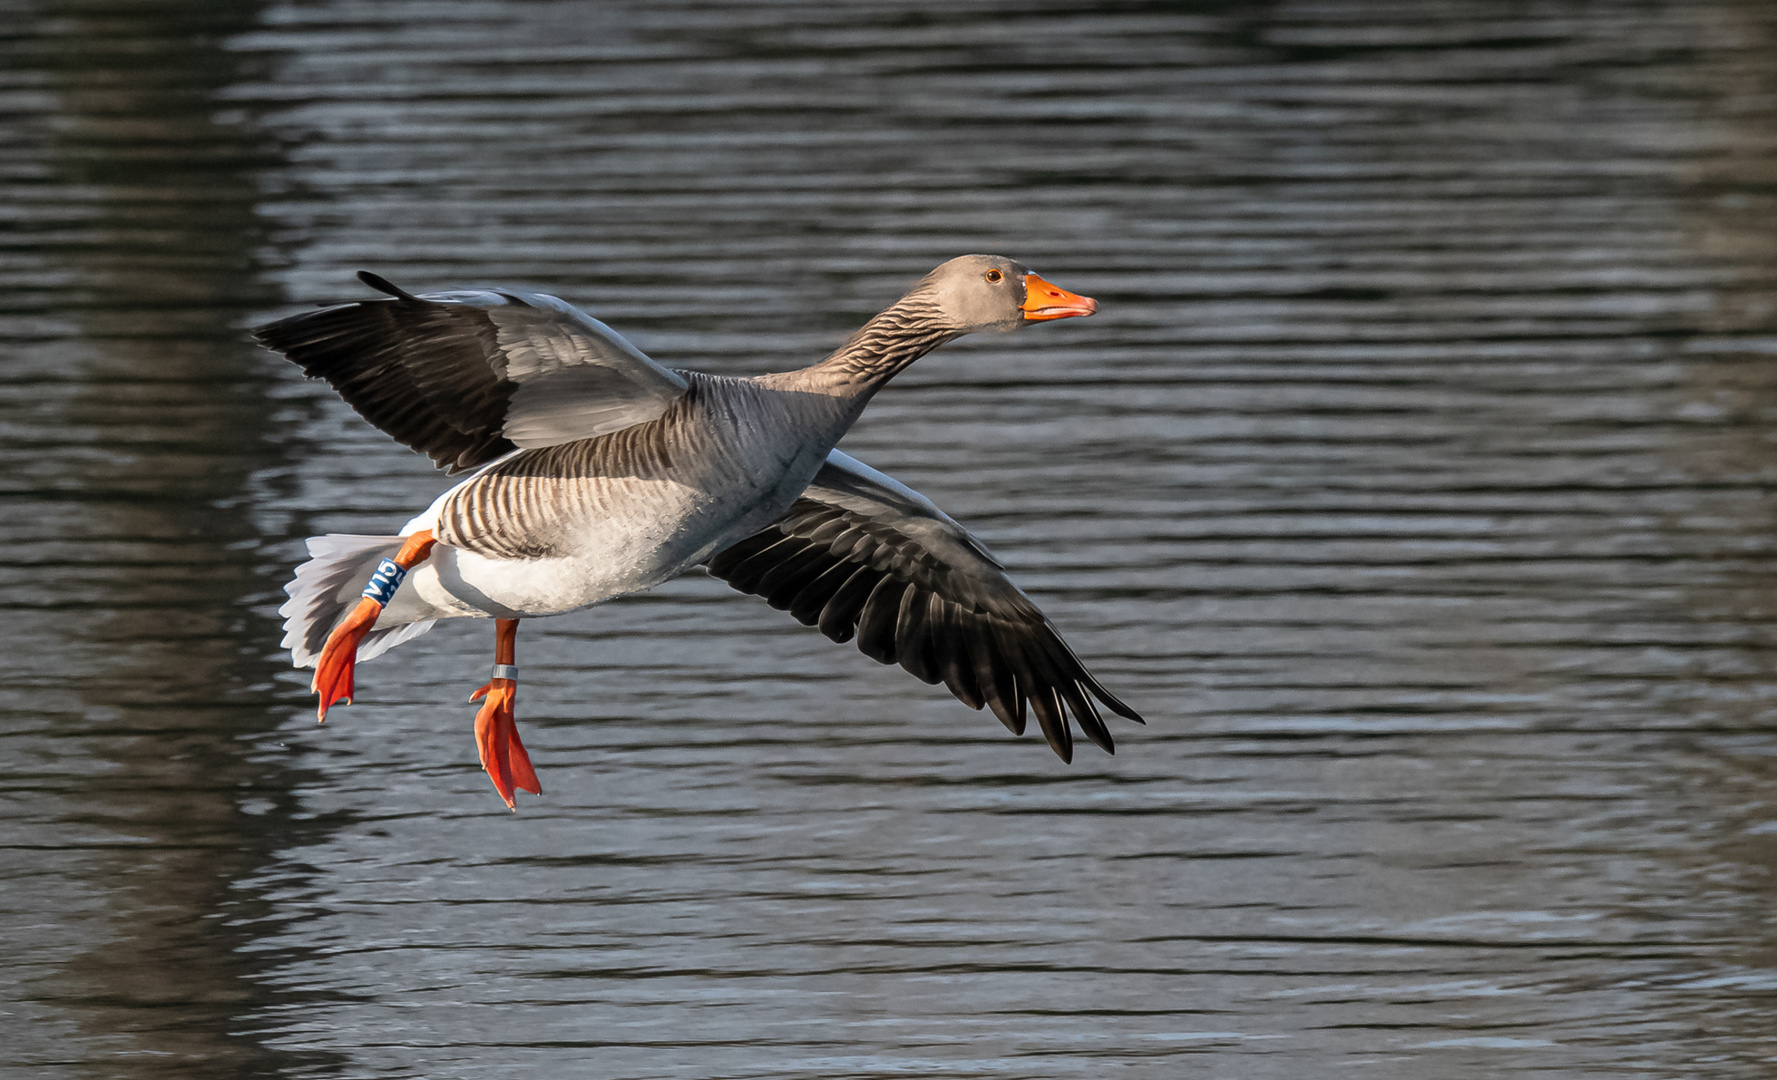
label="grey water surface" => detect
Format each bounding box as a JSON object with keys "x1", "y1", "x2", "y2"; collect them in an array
[{"x1": 3, "y1": 1, "x2": 1777, "y2": 1077}]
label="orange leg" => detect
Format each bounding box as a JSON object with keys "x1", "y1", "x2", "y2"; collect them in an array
[
  {"x1": 469, "y1": 617, "x2": 541, "y2": 809},
  {"x1": 312, "y1": 530, "x2": 436, "y2": 721}
]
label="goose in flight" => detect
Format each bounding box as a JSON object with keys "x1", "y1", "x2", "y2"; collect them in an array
[{"x1": 257, "y1": 255, "x2": 1143, "y2": 807}]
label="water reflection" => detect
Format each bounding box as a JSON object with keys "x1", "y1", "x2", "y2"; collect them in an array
[
  {"x1": 1666, "y1": 3, "x2": 1777, "y2": 1060},
  {"x1": 2, "y1": 1, "x2": 339, "y2": 1076}
]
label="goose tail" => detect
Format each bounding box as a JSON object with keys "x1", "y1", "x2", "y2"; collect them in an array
[{"x1": 280, "y1": 534, "x2": 438, "y2": 669}]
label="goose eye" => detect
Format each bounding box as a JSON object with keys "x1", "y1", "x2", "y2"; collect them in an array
[{"x1": 984, "y1": 269, "x2": 1003, "y2": 284}]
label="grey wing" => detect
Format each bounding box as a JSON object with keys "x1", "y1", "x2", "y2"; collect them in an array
[
  {"x1": 705, "y1": 450, "x2": 1143, "y2": 762},
  {"x1": 253, "y1": 271, "x2": 688, "y2": 472}
]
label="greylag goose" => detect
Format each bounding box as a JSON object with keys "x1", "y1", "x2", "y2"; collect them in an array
[{"x1": 257, "y1": 255, "x2": 1142, "y2": 807}]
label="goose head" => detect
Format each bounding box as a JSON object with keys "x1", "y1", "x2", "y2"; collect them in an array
[{"x1": 919, "y1": 254, "x2": 1098, "y2": 333}]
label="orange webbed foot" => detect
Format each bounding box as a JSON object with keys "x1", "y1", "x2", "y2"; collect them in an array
[
  {"x1": 471, "y1": 679, "x2": 541, "y2": 809},
  {"x1": 311, "y1": 533, "x2": 435, "y2": 722},
  {"x1": 312, "y1": 597, "x2": 382, "y2": 721}
]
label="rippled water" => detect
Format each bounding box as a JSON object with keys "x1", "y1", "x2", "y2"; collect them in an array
[{"x1": 4, "y1": 1, "x2": 1777, "y2": 1076}]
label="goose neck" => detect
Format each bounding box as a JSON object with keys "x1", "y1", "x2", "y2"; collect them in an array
[{"x1": 800, "y1": 292, "x2": 959, "y2": 398}]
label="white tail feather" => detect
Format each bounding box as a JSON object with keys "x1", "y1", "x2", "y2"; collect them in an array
[{"x1": 280, "y1": 534, "x2": 438, "y2": 668}]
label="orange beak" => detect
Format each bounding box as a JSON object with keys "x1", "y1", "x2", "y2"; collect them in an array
[{"x1": 1020, "y1": 273, "x2": 1098, "y2": 321}]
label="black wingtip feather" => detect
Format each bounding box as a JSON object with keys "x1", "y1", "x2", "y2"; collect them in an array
[
  {"x1": 1026, "y1": 681, "x2": 1073, "y2": 764},
  {"x1": 1077, "y1": 669, "x2": 1144, "y2": 725},
  {"x1": 894, "y1": 589, "x2": 941, "y2": 685},
  {"x1": 1046, "y1": 630, "x2": 1145, "y2": 726},
  {"x1": 786, "y1": 560, "x2": 856, "y2": 627},
  {"x1": 1063, "y1": 679, "x2": 1115, "y2": 754},
  {"x1": 975, "y1": 637, "x2": 1021, "y2": 733},
  {"x1": 855, "y1": 578, "x2": 909, "y2": 664},
  {"x1": 356, "y1": 270, "x2": 421, "y2": 301},
  {"x1": 935, "y1": 604, "x2": 986, "y2": 710},
  {"x1": 816, "y1": 566, "x2": 880, "y2": 644}
]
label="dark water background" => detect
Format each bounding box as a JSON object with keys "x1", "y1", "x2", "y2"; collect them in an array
[{"x1": 4, "y1": 1, "x2": 1777, "y2": 1076}]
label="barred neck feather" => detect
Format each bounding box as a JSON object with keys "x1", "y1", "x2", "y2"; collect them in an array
[{"x1": 793, "y1": 290, "x2": 959, "y2": 398}]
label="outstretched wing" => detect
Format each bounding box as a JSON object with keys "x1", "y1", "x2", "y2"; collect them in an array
[
  {"x1": 253, "y1": 272, "x2": 689, "y2": 472},
  {"x1": 706, "y1": 450, "x2": 1143, "y2": 762}
]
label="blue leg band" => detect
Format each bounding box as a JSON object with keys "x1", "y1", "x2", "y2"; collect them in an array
[{"x1": 362, "y1": 558, "x2": 407, "y2": 606}]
